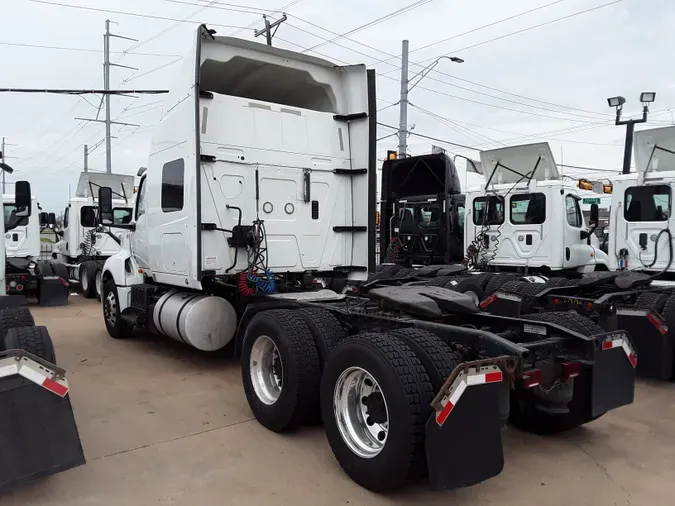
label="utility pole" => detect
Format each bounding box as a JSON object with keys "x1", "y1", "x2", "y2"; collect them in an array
[
  {"x1": 104, "y1": 19, "x2": 112, "y2": 174},
  {"x1": 254, "y1": 14, "x2": 287, "y2": 46},
  {"x1": 84, "y1": 144, "x2": 88, "y2": 172},
  {"x1": 1, "y1": 137, "x2": 5, "y2": 194},
  {"x1": 397, "y1": 40, "x2": 409, "y2": 157}
]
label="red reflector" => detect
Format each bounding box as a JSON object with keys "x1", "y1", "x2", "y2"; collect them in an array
[
  {"x1": 553, "y1": 298, "x2": 559, "y2": 304},
  {"x1": 523, "y1": 369, "x2": 542, "y2": 388},
  {"x1": 485, "y1": 371, "x2": 502, "y2": 383},
  {"x1": 42, "y1": 378, "x2": 68, "y2": 397},
  {"x1": 646, "y1": 312, "x2": 668, "y2": 335},
  {"x1": 601, "y1": 340, "x2": 614, "y2": 350},
  {"x1": 480, "y1": 294, "x2": 497, "y2": 308},
  {"x1": 628, "y1": 353, "x2": 637, "y2": 368},
  {"x1": 436, "y1": 400, "x2": 454, "y2": 425},
  {"x1": 587, "y1": 302, "x2": 593, "y2": 310},
  {"x1": 562, "y1": 361, "x2": 581, "y2": 379},
  {"x1": 20, "y1": 275, "x2": 26, "y2": 281},
  {"x1": 16, "y1": 284, "x2": 23, "y2": 292},
  {"x1": 58, "y1": 277, "x2": 69, "y2": 287}
]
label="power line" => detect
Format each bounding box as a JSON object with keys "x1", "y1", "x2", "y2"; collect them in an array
[
  {"x1": 0, "y1": 88, "x2": 169, "y2": 95},
  {"x1": 24, "y1": 0, "x2": 252, "y2": 32},
  {"x1": 0, "y1": 40, "x2": 181, "y2": 58}
]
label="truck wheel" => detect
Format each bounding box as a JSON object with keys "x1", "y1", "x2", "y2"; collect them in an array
[
  {"x1": 521, "y1": 311, "x2": 603, "y2": 336},
  {"x1": 499, "y1": 280, "x2": 526, "y2": 294},
  {"x1": 4, "y1": 326, "x2": 56, "y2": 364},
  {"x1": 635, "y1": 292, "x2": 670, "y2": 313},
  {"x1": 470, "y1": 272, "x2": 497, "y2": 290},
  {"x1": 242, "y1": 310, "x2": 321, "y2": 432},
  {"x1": 373, "y1": 264, "x2": 403, "y2": 279},
  {"x1": 394, "y1": 267, "x2": 416, "y2": 278},
  {"x1": 544, "y1": 277, "x2": 568, "y2": 288},
  {"x1": 80, "y1": 261, "x2": 98, "y2": 299},
  {"x1": 95, "y1": 267, "x2": 103, "y2": 302},
  {"x1": 425, "y1": 275, "x2": 452, "y2": 287},
  {"x1": 0, "y1": 307, "x2": 35, "y2": 344},
  {"x1": 321, "y1": 333, "x2": 433, "y2": 492},
  {"x1": 444, "y1": 277, "x2": 484, "y2": 305},
  {"x1": 50, "y1": 262, "x2": 70, "y2": 283},
  {"x1": 485, "y1": 274, "x2": 519, "y2": 296},
  {"x1": 102, "y1": 279, "x2": 134, "y2": 339},
  {"x1": 389, "y1": 328, "x2": 461, "y2": 391},
  {"x1": 295, "y1": 307, "x2": 345, "y2": 368}
]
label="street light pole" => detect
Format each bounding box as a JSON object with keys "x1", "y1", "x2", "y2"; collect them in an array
[{"x1": 607, "y1": 92, "x2": 655, "y2": 174}]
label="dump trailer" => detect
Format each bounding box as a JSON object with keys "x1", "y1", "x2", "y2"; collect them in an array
[
  {"x1": 3, "y1": 193, "x2": 69, "y2": 306},
  {"x1": 92, "y1": 26, "x2": 637, "y2": 493},
  {"x1": 0, "y1": 172, "x2": 84, "y2": 491},
  {"x1": 52, "y1": 171, "x2": 134, "y2": 300}
]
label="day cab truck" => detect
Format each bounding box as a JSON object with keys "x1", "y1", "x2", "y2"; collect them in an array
[
  {"x1": 52, "y1": 171, "x2": 134, "y2": 300},
  {"x1": 3, "y1": 192, "x2": 69, "y2": 306},
  {"x1": 0, "y1": 164, "x2": 84, "y2": 491},
  {"x1": 94, "y1": 25, "x2": 637, "y2": 493}
]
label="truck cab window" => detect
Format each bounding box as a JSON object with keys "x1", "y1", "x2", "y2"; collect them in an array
[
  {"x1": 419, "y1": 204, "x2": 440, "y2": 228},
  {"x1": 565, "y1": 195, "x2": 582, "y2": 227},
  {"x1": 63, "y1": 206, "x2": 69, "y2": 228},
  {"x1": 510, "y1": 193, "x2": 546, "y2": 225},
  {"x1": 624, "y1": 185, "x2": 671, "y2": 222},
  {"x1": 161, "y1": 159, "x2": 185, "y2": 213},
  {"x1": 457, "y1": 204, "x2": 465, "y2": 230},
  {"x1": 473, "y1": 196, "x2": 504, "y2": 226},
  {"x1": 3, "y1": 204, "x2": 28, "y2": 230},
  {"x1": 136, "y1": 177, "x2": 147, "y2": 219}
]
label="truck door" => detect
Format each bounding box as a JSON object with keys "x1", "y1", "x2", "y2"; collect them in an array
[
  {"x1": 3, "y1": 203, "x2": 30, "y2": 258},
  {"x1": 622, "y1": 184, "x2": 672, "y2": 270},
  {"x1": 563, "y1": 194, "x2": 595, "y2": 268},
  {"x1": 506, "y1": 192, "x2": 549, "y2": 266},
  {"x1": 130, "y1": 175, "x2": 149, "y2": 269}
]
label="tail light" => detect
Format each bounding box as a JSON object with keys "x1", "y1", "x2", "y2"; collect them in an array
[
  {"x1": 522, "y1": 369, "x2": 542, "y2": 388},
  {"x1": 562, "y1": 361, "x2": 581, "y2": 379},
  {"x1": 20, "y1": 275, "x2": 26, "y2": 281},
  {"x1": 16, "y1": 284, "x2": 24, "y2": 292}
]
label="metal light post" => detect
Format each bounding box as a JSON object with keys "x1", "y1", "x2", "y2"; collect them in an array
[
  {"x1": 397, "y1": 42, "x2": 464, "y2": 158},
  {"x1": 607, "y1": 92, "x2": 656, "y2": 174}
]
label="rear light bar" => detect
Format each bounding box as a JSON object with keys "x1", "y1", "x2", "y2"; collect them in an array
[
  {"x1": 522, "y1": 368, "x2": 542, "y2": 388},
  {"x1": 562, "y1": 361, "x2": 581, "y2": 379}
]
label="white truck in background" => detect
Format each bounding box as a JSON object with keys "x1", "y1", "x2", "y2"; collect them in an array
[
  {"x1": 91, "y1": 26, "x2": 637, "y2": 494},
  {"x1": 52, "y1": 171, "x2": 133, "y2": 299}
]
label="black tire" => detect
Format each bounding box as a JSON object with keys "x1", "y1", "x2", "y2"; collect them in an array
[
  {"x1": 389, "y1": 328, "x2": 461, "y2": 391},
  {"x1": 425, "y1": 275, "x2": 453, "y2": 287},
  {"x1": 544, "y1": 277, "x2": 568, "y2": 288},
  {"x1": 102, "y1": 279, "x2": 134, "y2": 339},
  {"x1": 444, "y1": 277, "x2": 485, "y2": 304},
  {"x1": 4, "y1": 326, "x2": 56, "y2": 364},
  {"x1": 498, "y1": 280, "x2": 525, "y2": 294},
  {"x1": 485, "y1": 274, "x2": 519, "y2": 296},
  {"x1": 469, "y1": 272, "x2": 497, "y2": 290},
  {"x1": 394, "y1": 267, "x2": 416, "y2": 278},
  {"x1": 564, "y1": 279, "x2": 580, "y2": 287},
  {"x1": 242, "y1": 310, "x2": 321, "y2": 432},
  {"x1": 50, "y1": 262, "x2": 69, "y2": 282},
  {"x1": 321, "y1": 333, "x2": 433, "y2": 492},
  {"x1": 80, "y1": 260, "x2": 98, "y2": 298},
  {"x1": 635, "y1": 292, "x2": 670, "y2": 313},
  {"x1": 660, "y1": 295, "x2": 675, "y2": 334},
  {"x1": 373, "y1": 264, "x2": 404, "y2": 280},
  {"x1": 519, "y1": 283, "x2": 545, "y2": 313},
  {"x1": 35, "y1": 261, "x2": 53, "y2": 276},
  {"x1": 295, "y1": 307, "x2": 345, "y2": 368},
  {"x1": 0, "y1": 307, "x2": 35, "y2": 345},
  {"x1": 521, "y1": 311, "x2": 603, "y2": 336}
]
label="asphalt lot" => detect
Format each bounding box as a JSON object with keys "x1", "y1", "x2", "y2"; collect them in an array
[{"x1": 2, "y1": 296, "x2": 675, "y2": 505}]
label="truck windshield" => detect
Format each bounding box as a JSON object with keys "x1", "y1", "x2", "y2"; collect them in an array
[
  {"x1": 624, "y1": 185, "x2": 671, "y2": 222},
  {"x1": 4, "y1": 204, "x2": 28, "y2": 230}
]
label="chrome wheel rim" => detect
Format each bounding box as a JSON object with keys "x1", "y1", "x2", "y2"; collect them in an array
[
  {"x1": 249, "y1": 335, "x2": 283, "y2": 405},
  {"x1": 104, "y1": 291, "x2": 117, "y2": 326},
  {"x1": 95, "y1": 271, "x2": 102, "y2": 297},
  {"x1": 81, "y1": 269, "x2": 89, "y2": 291},
  {"x1": 334, "y1": 367, "x2": 389, "y2": 459}
]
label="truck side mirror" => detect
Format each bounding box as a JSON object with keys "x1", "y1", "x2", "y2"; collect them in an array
[
  {"x1": 14, "y1": 181, "x2": 31, "y2": 217},
  {"x1": 39, "y1": 212, "x2": 49, "y2": 227},
  {"x1": 98, "y1": 186, "x2": 113, "y2": 225},
  {"x1": 48, "y1": 212, "x2": 56, "y2": 226},
  {"x1": 589, "y1": 203, "x2": 599, "y2": 227}
]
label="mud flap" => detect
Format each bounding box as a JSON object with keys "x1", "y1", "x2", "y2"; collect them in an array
[
  {"x1": 426, "y1": 377, "x2": 504, "y2": 490},
  {"x1": 480, "y1": 292, "x2": 522, "y2": 317},
  {"x1": 616, "y1": 309, "x2": 672, "y2": 379},
  {"x1": 591, "y1": 331, "x2": 636, "y2": 417},
  {"x1": 38, "y1": 276, "x2": 69, "y2": 307},
  {"x1": 0, "y1": 352, "x2": 85, "y2": 491}
]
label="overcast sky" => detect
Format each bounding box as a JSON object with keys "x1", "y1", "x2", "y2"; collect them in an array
[{"x1": 1, "y1": 0, "x2": 674, "y2": 211}]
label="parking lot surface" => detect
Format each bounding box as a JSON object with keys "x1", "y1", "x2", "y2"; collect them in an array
[{"x1": 2, "y1": 297, "x2": 675, "y2": 506}]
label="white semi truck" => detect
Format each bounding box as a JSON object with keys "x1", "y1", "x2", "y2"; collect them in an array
[
  {"x1": 94, "y1": 26, "x2": 637, "y2": 493},
  {"x1": 52, "y1": 171, "x2": 133, "y2": 299}
]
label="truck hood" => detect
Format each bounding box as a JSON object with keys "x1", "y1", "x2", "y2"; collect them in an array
[
  {"x1": 634, "y1": 126, "x2": 675, "y2": 173},
  {"x1": 479, "y1": 142, "x2": 559, "y2": 185}
]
